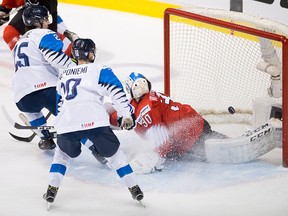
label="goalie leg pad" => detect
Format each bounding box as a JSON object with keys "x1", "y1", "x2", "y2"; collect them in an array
[
  {"x1": 259, "y1": 38, "x2": 281, "y2": 66},
  {"x1": 129, "y1": 151, "x2": 165, "y2": 174},
  {"x1": 205, "y1": 122, "x2": 281, "y2": 163}
]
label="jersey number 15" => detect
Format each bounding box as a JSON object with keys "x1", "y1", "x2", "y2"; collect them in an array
[{"x1": 14, "y1": 42, "x2": 30, "y2": 72}]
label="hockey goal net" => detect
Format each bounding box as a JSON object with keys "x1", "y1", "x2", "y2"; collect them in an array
[{"x1": 164, "y1": 8, "x2": 288, "y2": 167}]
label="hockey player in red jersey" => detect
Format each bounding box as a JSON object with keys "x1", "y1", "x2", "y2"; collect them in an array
[
  {"x1": 0, "y1": 0, "x2": 78, "y2": 55},
  {"x1": 109, "y1": 72, "x2": 226, "y2": 173}
]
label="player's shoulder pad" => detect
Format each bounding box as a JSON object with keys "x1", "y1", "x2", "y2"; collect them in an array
[{"x1": 39, "y1": 30, "x2": 63, "y2": 52}]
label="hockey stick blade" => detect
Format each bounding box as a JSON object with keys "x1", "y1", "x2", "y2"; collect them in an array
[
  {"x1": 9, "y1": 132, "x2": 36, "y2": 142},
  {"x1": 9, "y1": 131, "x2": 57, "y2": 142}
]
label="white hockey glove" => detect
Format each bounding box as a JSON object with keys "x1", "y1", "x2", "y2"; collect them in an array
[
  {"x1": 118, "y1": 114, "x2": 135, "y2": 130},
  {"x1": 129, "y1": 152, "x2": 165, "y2": 174}
]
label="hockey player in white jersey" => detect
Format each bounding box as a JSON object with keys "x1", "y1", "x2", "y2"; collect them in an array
[
  {"x1": 43, "y1": 38, "x2": 144, "y2": 208},
  {"x1": 13, "y1": 4, "x2": 75, "y2": 150}
]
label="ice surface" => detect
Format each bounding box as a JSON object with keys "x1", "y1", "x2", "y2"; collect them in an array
[{"x1": 0, "y1": 3, "x2": 287, "y2": 216}]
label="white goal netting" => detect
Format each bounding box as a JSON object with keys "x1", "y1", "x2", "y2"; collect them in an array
[{"x1": 165, "y1": 7, "x2": 287, "y2": 124}]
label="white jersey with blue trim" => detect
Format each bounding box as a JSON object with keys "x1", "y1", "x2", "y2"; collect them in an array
[
  {"x1": 12, "y1": 29, "x2": 75, "y2": 103},
  {"x1": 54, "y1": 63, "x2": 132, "y2": 134}
]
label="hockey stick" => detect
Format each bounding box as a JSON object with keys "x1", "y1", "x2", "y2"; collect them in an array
[
  {"x1": 2, "y1": 105, "x2": 55, "y2": 130},
  {"x1": 0, "y1": 5, "x2": 25, "y2": 30},
  {"x1": 8, "y1": 112, "x2": 54, "y2": 142},
  {"x1": 9, "y1": 131, "x2": 57, "y2": 142},
  {"x1": 2, "y1": 5, "x2": 24, "y2": 19}
]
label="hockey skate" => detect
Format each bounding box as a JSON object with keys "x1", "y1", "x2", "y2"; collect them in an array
[
  {"x1": 38, "y1": 130, "x2": 56, "y2": 150},
  {"x1": 129, "y1": 185, "x2": 144, "y2": 201},
  {"x1": 38, "y1": 138, "x2": 56, "y2": 150},
  {"x1": 43, "y1": 185, "x2": 58, "y2": 210}
]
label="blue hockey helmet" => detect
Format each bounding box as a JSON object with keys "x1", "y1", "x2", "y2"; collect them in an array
[
  {"x1": 125, "y1": 72, "x2": 151, "y2": 100},
  {"x1": 22, "y1": 4, "x2": 52, "y2": 27},
  {"x1": 72, "y1": 38, "x2": 96, "y2": 63}
]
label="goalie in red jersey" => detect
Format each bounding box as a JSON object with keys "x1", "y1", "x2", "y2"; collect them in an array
[{"x1": 108, "y1": 72, "x2": 227, "y2": 174}]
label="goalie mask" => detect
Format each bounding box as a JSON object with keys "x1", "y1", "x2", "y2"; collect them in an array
[
  {"x1": 72, "y1": 38, "x2": 96, "y2": 63},
  {"x1": 125, "y1": 72, "x2": 151, "y2": 100},
  {"x1": 22, "y1": 5, "x2": 52, "y2": 27}
]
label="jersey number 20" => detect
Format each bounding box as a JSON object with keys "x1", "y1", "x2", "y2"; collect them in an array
[{"x1": 61, "y1": 78, "x2": 81, "y2": 100}]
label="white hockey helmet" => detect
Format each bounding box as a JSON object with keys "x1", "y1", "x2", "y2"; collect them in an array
[{"x1": 125, "y1": 72, "x2": 151, "y2": 100}]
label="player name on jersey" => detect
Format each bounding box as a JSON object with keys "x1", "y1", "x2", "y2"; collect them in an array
[{"x1": 60, "y1": 66, "x2": 88, "y2": 79}]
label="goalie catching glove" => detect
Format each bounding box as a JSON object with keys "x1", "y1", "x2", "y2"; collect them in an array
[{"x1": 117, "y1": 114, "x2": 136, "y2": 130}]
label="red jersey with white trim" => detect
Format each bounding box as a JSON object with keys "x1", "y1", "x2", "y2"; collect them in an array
[{"x1": 111, "y1": 90, "x2": 205, "y2": 157}]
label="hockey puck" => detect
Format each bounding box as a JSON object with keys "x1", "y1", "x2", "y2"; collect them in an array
[{"x1": 228, "y1": 106, "x2": 235, "y2": 114}]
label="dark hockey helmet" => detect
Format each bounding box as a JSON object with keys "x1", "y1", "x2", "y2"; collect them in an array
[
  {"x1": 22, "y1": 4, "x2": 52, "y2": 27},
  {"x1": 72, "y1": 38, "x2": 96, "y2": 63}
]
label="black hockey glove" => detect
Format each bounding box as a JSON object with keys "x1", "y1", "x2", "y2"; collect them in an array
[
  {"x1": 0, "y1": 6, "x2": 11, "y2": 26},
  {"x1": 64, "y1": 30, "x2": 79, "y2": 42},
  {"x1": 117, "y1": 113, "x2": 136, "y2": 130}
]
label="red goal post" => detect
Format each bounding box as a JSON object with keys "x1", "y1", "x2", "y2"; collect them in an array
[{"x1": 163, "y1": 8, "x2": 288, "y2": 167}]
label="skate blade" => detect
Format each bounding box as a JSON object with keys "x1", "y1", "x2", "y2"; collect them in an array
[
  {"x1": 138, "y1": 200, "x2": 146, "y2": 208},
  {"x1": 47, "y1": 202, "x2": 51, "y2": 211}
]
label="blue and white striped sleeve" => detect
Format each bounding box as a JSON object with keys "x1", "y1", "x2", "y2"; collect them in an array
[
  {"x1": 39, "y1": 32, "x2": 75, "y2": 69},
  {"x1": 98, "y1": 67, "x2": 132, "y2": 117}
]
